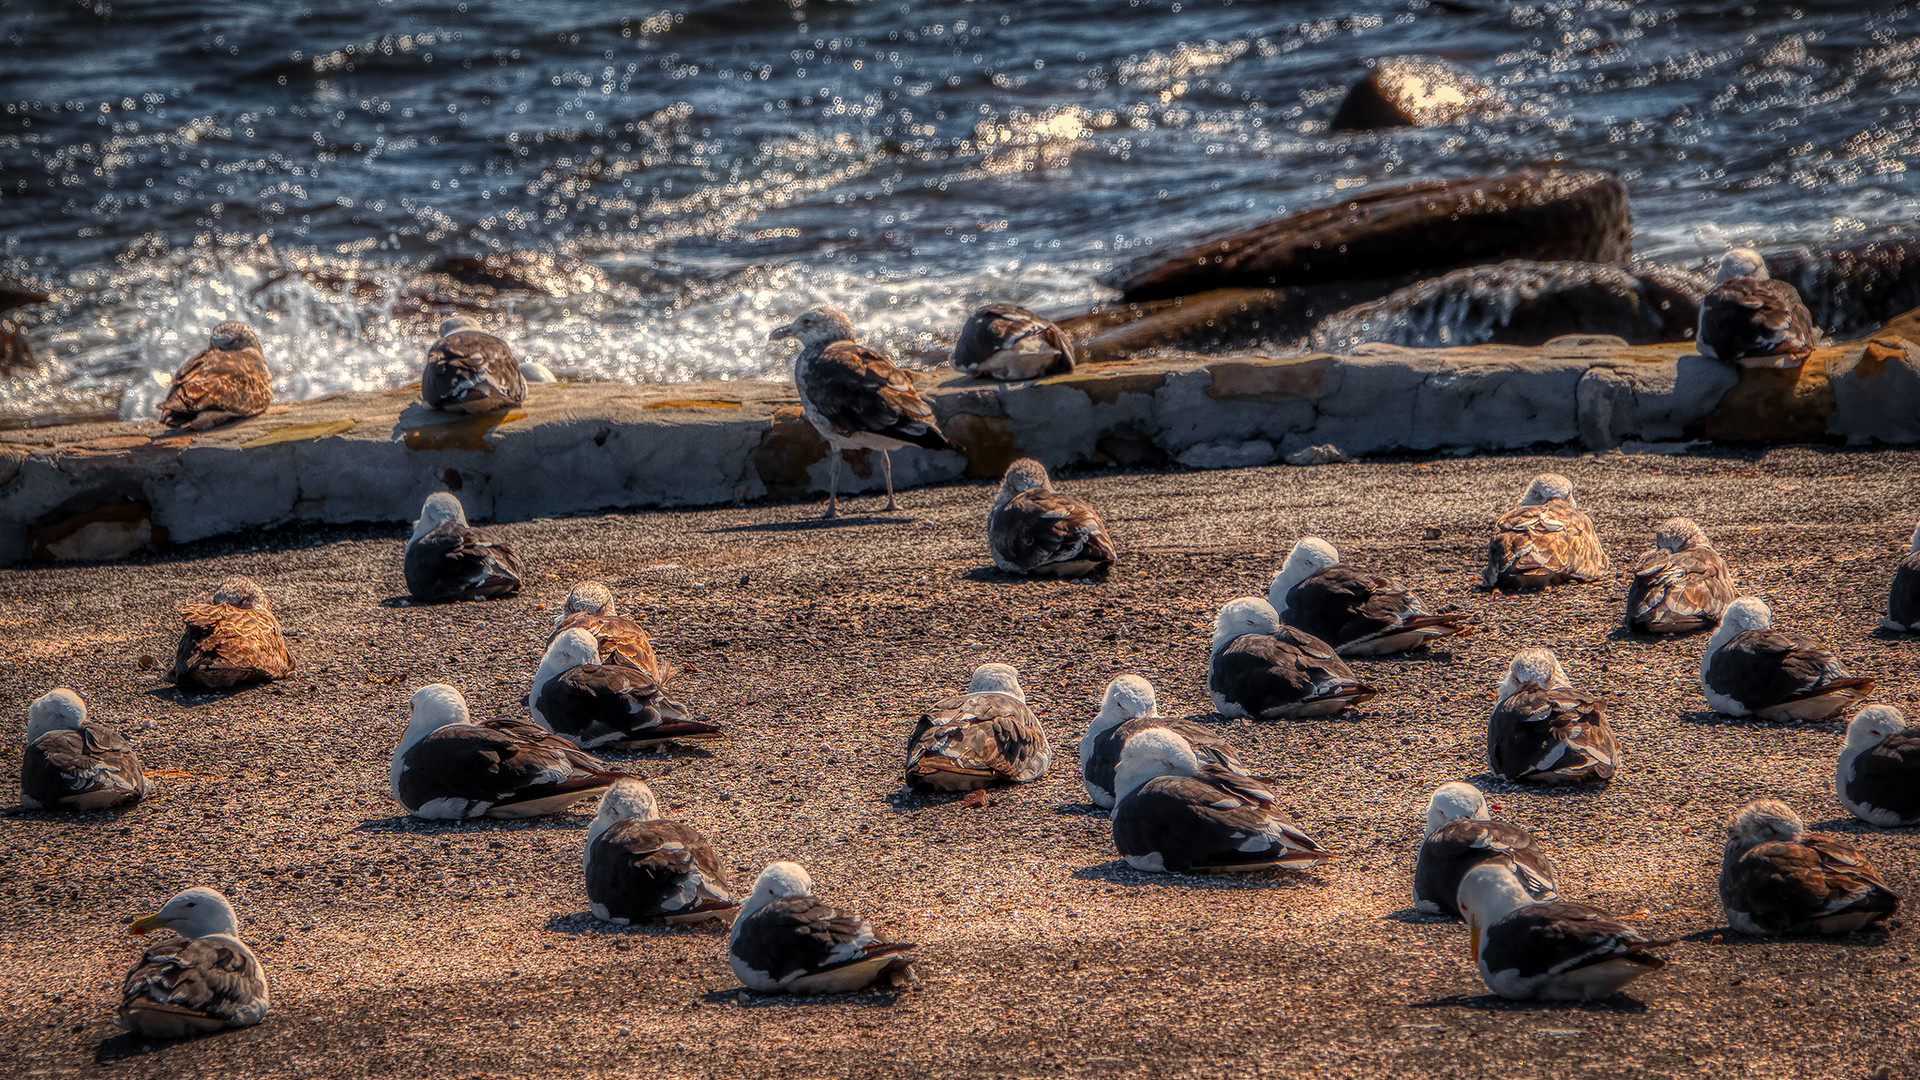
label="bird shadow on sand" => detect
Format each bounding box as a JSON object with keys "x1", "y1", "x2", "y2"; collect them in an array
[
  {"x1": 1675, "y1": 708, "x2": 1838, "y2": 731},
  {"x1": 543, "y1": 912, "x2": 726, "y2": 938},
  {"x1": 1408, "y1": 992, "x2": 1648, "y2": 1014},
  {"x1": 143, "y1": 682, "x2": 265, "y2": 707},
  {"x1": 94, "y1": 1030, "x2": 217, "y2": 1063},
  {"x1": 354, "y1": 813, "x2": 590, "y2": 834},
  {"x1": 1052, "y1": 802, "x2": 1106, "y2": 817},
  {"x1": 1678, "y1": 924, "x2": 1897, "y2": 948},
  {"x1": 1071, "y1": 860, "x2": 1328, "y2": 891},
  {"x1": 706, "y1": 514, "x2": 919, "y2": 534},
  {"x1": 700, "y1": 986, "x2": 906, "y2": 1008},
  {"x1": 1380, "y1": 906, "x2": 1456, "y2": 925},
  {"x1": 1463, "y1": 773, "x2": 1613, "y2": 801}
]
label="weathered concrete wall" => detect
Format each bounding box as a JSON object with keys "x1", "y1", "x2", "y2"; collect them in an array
[{"x1": 5, "y1": 334, "x2": 1918, "y2": 565}]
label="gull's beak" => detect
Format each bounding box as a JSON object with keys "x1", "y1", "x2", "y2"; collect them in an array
[
  {"x1": 1468, "y1": 924, "x2": 1482, "y2": 963},
  {"x1": 129, "y1": 912, "x2": 170, "y2": 936},
  {"x1": 767, "y1": 322, "x2": 798, "y2": 343}
]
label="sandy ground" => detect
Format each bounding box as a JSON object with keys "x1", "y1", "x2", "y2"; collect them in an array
[{"x1": 2, "y1": 446, "x2": 1917, "y2": 1080}]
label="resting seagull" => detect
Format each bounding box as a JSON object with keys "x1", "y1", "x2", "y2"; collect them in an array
[
  {"x1": 729, "y1": 862, "x2": 919, "y2": 993},
  {"x1": 585, "y1": 778, "x2": 739, "y2": 925},
  {"x1": 1696, "y1": 248, "x2": 1816, "y2": 367},
  {"x1": 170, "y1": 575, "x2": 294, "y2": 690},
  {"x1": 20, "y1": 688, "x2": 153, "y2": 811},
  {"x1": 1268, "y1": 537, "x2": 1466, "y2": 655},
  {"x1": 120, "y1": 887, "x2": 269, "y2": 1038},
  {"x1": 768, "y1": 307, "x2": 953, "y2": 518},
  {"x1": 950, "y1": 303, "x2": 1076, "y2": 381},
  {"x1": 1483, "y1": 473, "x2": 1608, "y2": 590},
  {"x1": 1719, "y1": 798, "x2": 1900, "y2": 936},
  {"x1": 1837, "y1": 706, "x2": 1920, "y2": 828},
  {"x1": 158, "y1": 321, "x2": 272, "y2": 430},
  {"x1": 390, "y1": 683, "x2": 625, "y2": 820},
  {"x1": 1487, "y1": 649, "x2": 1618, "y2": 785},
  {"x1": 1625, "y1": 517, "x2": 1736, "y2": 634},
  {"x1": 1111, "y1": 727, "x2": 1331, "y2": 875},
  {"x1": 1412, "y1": 781, "x2": 1557, "y2": 919},
  {"x1": 550, "y1": 581, "x2": 661, "y2": 675},
  {"x1": 422, "y1": 316, "x2": 527, "y2": 413},
  {"x1": 531, "y1": 628, "x2": 717, "y2": 750},
  {"x1": 1458, "y1": 863, "x2": 1671, "y2": 1001},
  {"x1": 1078, "y1": 674, "x2": 1245, "y2": 810},
  {"x1": 1701, "y1": 597, "x2": 1874, "y2": 721},
  {"x1": 1882, "y1": 520, "x2": 1920, "y2": 632},
  {"x1": 988, "y1": 458, "x2": 1117, "y2": 577},
  {"x1": 1208, "y1": 598, "x2": 1377, "y2": 720},
  {"x1": 404, "y1": 491, "x2": 525, "y2": 602},
  {"x1": 904, "y1": 663, "x2": 1051, "y2": 791}
]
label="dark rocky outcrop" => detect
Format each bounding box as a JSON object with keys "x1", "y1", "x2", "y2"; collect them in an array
[
  {"x1": 1330, "y1": 57, "x2": 1506, "y2": 131},
  {"x1": 434, "y1": 251, "x2": 609, "y2": 296},
  {"x1": 1, "y1": 321, "x2": 31, "y2": 374},
  {"x1": 1309, "y1": 261, "x2": 1707, "y2": 352},
  {"x1": 1101, "y1": 171, "x2": 1633, "y2": 302},
  {"x1": 0, "y1": 275, "x2": 51, "y2": 313},
  {"x1": 1764, "y1": 240, "x2": 1920, "y2": 341}
]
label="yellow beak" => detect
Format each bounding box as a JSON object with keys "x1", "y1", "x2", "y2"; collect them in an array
[
  {"x1": 1468, "y1": 925, "x2": 1482, "y2": 963},
  {"x1": 129, "y1": 912, "x2": 170, "y2": 936}
]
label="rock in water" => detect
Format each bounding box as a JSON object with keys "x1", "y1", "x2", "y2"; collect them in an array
[
  {"x1": 1102, "y1": 171, "x2": 1632, "y2": 302},
  {"x1": 1310, "y1": 261, "x2": 1706, "y2": 351},
  {"x1": 1763, "y1": 240, "x2": 1920, "y2": 341},
  {"x1": 434, "y1": 251, "x2": 609, "y2": 296},
  {"x1": 0, "y1": 320, "x2": 30, "y2": 374},
  {"x1": 1330, "y1": 57, "x2": 1505, "y2": 131}
]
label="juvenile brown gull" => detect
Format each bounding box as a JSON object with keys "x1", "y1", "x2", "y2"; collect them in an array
[
  {"x1": 1695, "y1": 248, "x2": 1816, "y2": 367},
  {"x1": 904, "y1": 663, "x2": 1051, "y2": 791},
  {"x1": 158, "y1": 321, "x2": 272, "y2": 430},
  {"x1": 422, "y1": 315, "x2": 527, "y2": 413},
  {"x1": 1483, "y1": 473, "x2": 1608, "y2": 590},
  {"x1": 170, "y1": 575, "x2": 294, "y2": 690},
  {"x1": 1719, "y1": 798, "x2": 1900, "y2": 936},
  {"x1": 1624, "y1": 517, "x2": 1735, "y2": 634}
]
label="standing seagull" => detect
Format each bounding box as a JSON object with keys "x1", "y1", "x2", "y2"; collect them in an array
[
  {"x1": 1836, "y1": 706, "x2": 1920, "y2": 828},
  {"x1": 422, "y1": 316, "x2": 527, "y2": 413},
  {"x1": 404, "y1": 491, "x2": 525, "y2": 602},
  {"x1": 1625, "y1": 517, "x2": 1736, "y2": 634},
  {"x1": 1719, "y1": 799, "x2": 1900, "y2": 936},
  {"x1": 950, "y1": 303, "x2": 1076, "y2": 381},
  {"x1": 1695, "y1": 248, "x2": 1816, "y2": 366},
  {"x1": 158, "y1": 321, "x2": 272, "y2": 430},
  {"x1": 768, "y1": 307, "x2": 953, "y2": 518},
  {"x1": 1268, "y1": 537, "x2": 1467, "y2": 655},
  {"x1": 20, "y1": 689, "x2": 153, "y2": 811},
  {"x1": 120, "y1": 887, "x2": 270, "y2": 1038},
  {"x1": 729, "y1": 862, "x2": 919, "y2": 993},
  {"x1": 1882, "y1": 521, "x2": 1920, "y2": 632},
  {"x1": 1483, "y1": 473, "x2": 1608, "y2": 590},
  {"x1": 1208, "y1": 598, "x2": 1377, "y2": 720},
  {"x1": 988, "y1": 458, "x2": 1117, "y2": 577},
  {"x1": 1701, "y1": 597, "x2": 1874, "y2": 721}
]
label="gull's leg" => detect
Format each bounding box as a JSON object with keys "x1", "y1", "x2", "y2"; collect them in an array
[
  {"x1": 823, "y1": 453, "x2": 841, "y2": 519},
  {"x1": 882, "y1": 451, "x2": 899, "y2": 512}
]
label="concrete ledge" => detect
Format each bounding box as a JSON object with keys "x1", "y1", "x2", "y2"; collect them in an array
[{"x1": 5, "y1": 335, "x2": 1918, "y2": 565}]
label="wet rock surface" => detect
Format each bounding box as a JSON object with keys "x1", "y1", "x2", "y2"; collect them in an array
[
  {"x1": 1100, "y1": 171, "x2": 1634, "y2": 303},
  {"x1": 1766, "y1": 239, "x2": 1920, "y2": 341},
  {"x1": 1, "y1": 449, "x2": 1917, "y2": 1079},
  {"x1": 1329, "y1": 56, "x2": 1507, "y2": 131}
]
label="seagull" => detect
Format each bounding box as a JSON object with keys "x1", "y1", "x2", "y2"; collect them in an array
[
  {"x1": 1110, "y1": 727, "x2": 1332, "y2": 875},
  {"x1": 1719, "y1": 798, "x2": 1901, "y2": 936},
  {"x1": 1267, "y1": 537, "x2": 1467, "y2": 655},
  {"x1": 422, "y1": 315, "x2": 527, "y2": 413},
  {"x1": 550, "y1": 581, "x2": 661, "y2": 675},
  {"x1": 119, "y1": 887, "x2": 269, "y2": 1038},
  {"x1": 768, "y1": 307, "x2": 953, "y2": 518},
  {"x1": 584, "y1": 778, "x2": 739, "y2": 925},
  {"x1": 390, "y1": 683, "x2": 626, "y2": 820},
  {"x1": 1487, "y1": 649, "x2": 1618, "y2": 785},
  {"x1": 19, "y1": 688, "x2": 153, "y2": 811},
  {"x1": 1696, "y1": 248, "x2": 1816, "y2": 367},
  {"x1": 1078, "y1": 674, "x2": 1245, "y2": 810},
  {"x1": 728, "y1": 862, "x2": 919, "y2": 993},
  {"x1": 1457, "y1": 863, "x2": 1671, "y2": 1001},
  {"x1": 531, "y1": 629, "x2": 717, "y2": 750},
  {"x1": 158, "y1": 321, "x2": 272, "y2": 430},
  {"x1": 1882, "y1": 520, "x2": 1920, "y2": 632},
  {"x1": 1837, "y1": 706, "x2": 1920, "y2": 827},
  {"x1": 988, "y1": 458, "x2": 1117, "y2": 577},
  {"x1": 905, "y1": 663, "x2": 1051, "y2": 791},
  {"x1": 1701, "y1": 597, "x2": 1874, "y2": 721},
  {"x1": 1625, "y1": 517, "x2": 1736, "y2": 634},
  {"x1": 403, "y1": 491, "x2": 525, "y2": 602},
  {"x1": 1412, "y1": 781, "x2": 1557, "y2": 919},
  {"x1": 170, "y1": 575, "x2": 294, "y2": 690},
  {"x1": 950, "y1": 303, "x2": 1076, "y2": 381},
  {"x1": 1483, "y1": 473, "x2": 1608, "y2": 590},
  {"x1": 1208, "y1": 597, "x2": 1377, "y2": 720}
]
